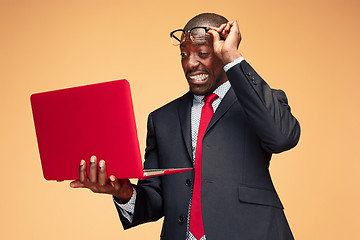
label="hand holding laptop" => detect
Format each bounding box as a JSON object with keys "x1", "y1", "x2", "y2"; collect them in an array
[{"x1": 70, "y1": 155, "x2": 133, "y2": 203}]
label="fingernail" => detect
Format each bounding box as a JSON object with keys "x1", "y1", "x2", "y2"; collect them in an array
[
  {"x1": 110, "y1": 175, "x2": 116, "y2": 181},
  {"x1": 99, "y1": 160, "x2": 105, "y2": 168},
  {"x1": 80, "y1": 160, "x2": 85, "y2": 166},
  {"x1": 90, "y1": 155, "x2": 96, "y2": 163}
]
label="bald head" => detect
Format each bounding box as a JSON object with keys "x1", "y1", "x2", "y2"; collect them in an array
[{"x1": 184, "y1": 13, "x2": 228, "y2": 31}]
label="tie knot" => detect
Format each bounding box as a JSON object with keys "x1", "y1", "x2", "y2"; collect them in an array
[{"x1": 203, "y1": 93, "x2": 218, "y2": 104}]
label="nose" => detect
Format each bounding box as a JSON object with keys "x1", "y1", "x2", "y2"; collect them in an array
[{"x1": 187, "y1": 54, "x2": 200, "y2": 70}]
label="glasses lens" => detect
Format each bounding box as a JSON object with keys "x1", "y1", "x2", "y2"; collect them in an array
[
  {"x1": 190, "y1": 28, "x2": 207, "y2": 44},
  {"x1": 171, "y1": 30, "x2": 185, "y2": 46}
]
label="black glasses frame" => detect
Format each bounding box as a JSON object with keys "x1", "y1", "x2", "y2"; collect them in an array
[{"x1": 170, "y1": 26, "x2": 210, "y2": 46}]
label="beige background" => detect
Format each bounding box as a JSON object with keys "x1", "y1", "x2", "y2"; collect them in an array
[{"x1": 1, "y1": 0, "x2": 359, "y2": 239}]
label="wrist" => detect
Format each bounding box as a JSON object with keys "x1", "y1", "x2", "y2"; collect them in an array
[
  {"x1": 222, "y1": 51, "x2": 242, "y2": 65},
  {"x1": 114, "y1": 184, "x2": 134, "y2": 203}
]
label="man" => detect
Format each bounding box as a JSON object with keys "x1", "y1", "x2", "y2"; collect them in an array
[{"x1": 70, "y1": 13, "x2": 300, "y2": 240}]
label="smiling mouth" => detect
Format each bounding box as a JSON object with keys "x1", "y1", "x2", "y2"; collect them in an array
[{"x1": 188, "y1": 73, "x2": 209, "y2": 83}]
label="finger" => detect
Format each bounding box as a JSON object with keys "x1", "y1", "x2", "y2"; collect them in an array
[
  {"x1": 70, "y1": 180, "x2": 85, "y2": 188},
  {"x1": 211, "y1": 23, "x2": 229, "y2": 40},
  {"x1": 226, "y1": 21, "x2": 234, "y2": 30},
  {"x1": 79, "y1": 159, "x2": 87, "y2": 184},
  {"x1": 89, "y1": 155, "x2": 98, "y2": 183},
  {"x1": 98, "y1": 160, "x2": 108, "y2": 186},
  {"x1": 222, "y1": 21, "x2": 234, "y2": 38},
  {"x1": 109, "y1": 175, "x2": 121, "y2": 192},
  {"x1": 208, "y1": 29, "x2": 222, "y2": 52},
  {"x1": 208, "y1": 29, "x2": 220, "y2": 41},
  {"x1": 218, "y1": 23, "x2": 227, "y2": 32}
]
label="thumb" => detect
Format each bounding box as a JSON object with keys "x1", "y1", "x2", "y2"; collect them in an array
[{"x1": 69, "y1": 180, "x2": 85, "y2": 188}]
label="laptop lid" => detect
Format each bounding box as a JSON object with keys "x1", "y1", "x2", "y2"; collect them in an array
[{"x1": 31, "y1": 80, "x2": 145, "y2": 181}]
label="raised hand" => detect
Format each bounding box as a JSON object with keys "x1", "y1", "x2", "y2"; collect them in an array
[{"x1": 208, "y1": 20, "x2": 242, "y2": 65}]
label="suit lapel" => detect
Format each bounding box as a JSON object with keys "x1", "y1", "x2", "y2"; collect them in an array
[
  {"x1": 177, "y1": 88, "x2": 237, "y2": 163},
  {"x1": 206, "y1": 87, "x2": 237, "y2": 133},
  {"x1": 178, "y1": 92, "x2": 194, "y2": 163}
]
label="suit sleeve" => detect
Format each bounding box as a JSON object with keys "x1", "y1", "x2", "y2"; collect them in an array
[
  {"x1": 118, "y1": 113, "x2": 164, "y2": 229},
  {"x1": 226, "y1": 60, "x2": 300, "y2": 153}
]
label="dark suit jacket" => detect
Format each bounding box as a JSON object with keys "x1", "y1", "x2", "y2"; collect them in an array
[{"x1": 116, "y1": 60, "x2": 300, "y2": 240}]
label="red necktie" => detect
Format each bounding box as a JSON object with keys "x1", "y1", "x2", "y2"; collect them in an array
[{"x1": 190, "y1": 93, "x2": 218, "y2": 240}]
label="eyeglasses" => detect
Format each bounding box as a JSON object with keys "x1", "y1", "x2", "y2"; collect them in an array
[{"x1": 170, "y1": 26, "x2": 210, "y2": 46}]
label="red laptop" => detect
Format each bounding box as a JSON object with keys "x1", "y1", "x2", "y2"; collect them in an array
[{"x1": 30, "y1": 80, "x2": 192, "y2": 181}]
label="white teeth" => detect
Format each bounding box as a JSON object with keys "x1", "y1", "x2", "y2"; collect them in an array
[{"x1": 189, "y1": 74, "x2": 208, "y2": 81}]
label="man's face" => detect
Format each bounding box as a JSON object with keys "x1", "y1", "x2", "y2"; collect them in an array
[{"x1": 180, "y1": 34, "x2": 227, "y2": 95}]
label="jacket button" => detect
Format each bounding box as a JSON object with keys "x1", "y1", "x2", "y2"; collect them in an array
[
  {"x1": 250, "y1": 76, "x2": 255, "y2": 80},
  {"x1": 178, "y1": 215, "x2": 185, "y2": 223},
  {"x1": 247, "y1": 72, "x2": 251, "y2": 76},
  {"x1": 185, "y1": 178, "x2": 192, "y2": 187}
]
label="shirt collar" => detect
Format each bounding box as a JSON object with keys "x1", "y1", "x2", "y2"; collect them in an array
[{"x1": 193, "y1": 80, "x2": 231, "y2": 103}]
